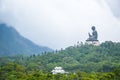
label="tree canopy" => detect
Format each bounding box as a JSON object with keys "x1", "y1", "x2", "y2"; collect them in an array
[{"x1": 0, "y1": 41, "x2": 120, "y2": 80}]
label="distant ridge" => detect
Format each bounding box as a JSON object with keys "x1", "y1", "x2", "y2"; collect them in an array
[{"x1": 0, "y1": 23, "x2": 53, "y2": 56}]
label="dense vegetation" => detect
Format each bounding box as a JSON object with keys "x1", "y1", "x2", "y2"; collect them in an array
[
  {"x1": 0, "y1": 41, "x2": 120, "y2": 80},
  {"x1": 0, "y1": 62, "x2": 120, "y2": 80}
]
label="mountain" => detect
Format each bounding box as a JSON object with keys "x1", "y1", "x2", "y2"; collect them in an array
[{"x1": 0, "y1": 23, "x2": 53, "y2": 56}]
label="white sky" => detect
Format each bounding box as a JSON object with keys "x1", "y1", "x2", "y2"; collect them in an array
[{"x1": 0, "y1": 0, "x2": 120, "y2": 50}]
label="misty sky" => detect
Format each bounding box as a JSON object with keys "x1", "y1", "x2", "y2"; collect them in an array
[{"x1": 0, "y1": 0, "x2": 120, "y2": 50}]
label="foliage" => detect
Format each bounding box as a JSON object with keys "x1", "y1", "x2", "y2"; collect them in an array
[{"x1": 0, "y1": 41, "x2": 120, "y2": 79}]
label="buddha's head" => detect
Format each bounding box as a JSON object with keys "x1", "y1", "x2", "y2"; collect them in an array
[{"x1": 91, "y1": 26, "x2": 95, "y2": 31}]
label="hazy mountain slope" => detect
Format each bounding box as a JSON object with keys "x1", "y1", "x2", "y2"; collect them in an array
[{"x1": 0, "y1": 23, "x2": 53, "y2": 56}]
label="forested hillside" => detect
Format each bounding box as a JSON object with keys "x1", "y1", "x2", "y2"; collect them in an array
[{"x1": 0, "y1": 41, "x2": 120, "y2": 80}]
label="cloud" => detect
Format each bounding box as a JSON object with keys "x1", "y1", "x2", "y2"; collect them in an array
[
  {"x1": 0, "y1": 0, "x2": 120, "y2": 49},
  {"x1": 106, "y1": 0, "x2": 120, "y2": 19}
]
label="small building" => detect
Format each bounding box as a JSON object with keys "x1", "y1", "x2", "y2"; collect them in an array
[{"x1": 51, "y1": 66, "x2": 68, "y2": 74}]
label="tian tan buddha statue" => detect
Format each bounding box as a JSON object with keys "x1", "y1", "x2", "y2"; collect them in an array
[{"x1": 86, "y1": 26, "x2": 98, "y2": 41}]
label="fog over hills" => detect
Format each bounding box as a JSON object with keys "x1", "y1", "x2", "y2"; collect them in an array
[
  {"x1": 0, "y1": 24, "x2": 53, "y2": 56},
  {"x1": 0, "y1": 0, "x2": 120, "y2": 49}
]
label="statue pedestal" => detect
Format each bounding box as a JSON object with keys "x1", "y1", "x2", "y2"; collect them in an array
[{"x1": 85, "y1": 40, "x2": 100, "y2": 46}]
